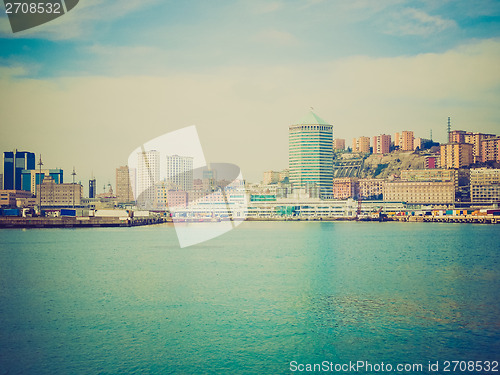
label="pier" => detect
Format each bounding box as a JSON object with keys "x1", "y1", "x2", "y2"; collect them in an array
[{"x1": 0, "y1": 216, "x2": 170, "y2": 228}]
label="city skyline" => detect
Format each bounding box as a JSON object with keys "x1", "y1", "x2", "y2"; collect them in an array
[{"x1": 1, "y1": 1, "x2": 499, "y2": 185}]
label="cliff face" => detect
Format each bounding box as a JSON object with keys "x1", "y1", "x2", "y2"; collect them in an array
[{"x1": 358, "y1": 152, "x2": 427, "y2": 179}]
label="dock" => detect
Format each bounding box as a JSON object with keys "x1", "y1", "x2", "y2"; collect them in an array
[{"x1": 0, "y1": 216, "x2": 170, "y2": 228}]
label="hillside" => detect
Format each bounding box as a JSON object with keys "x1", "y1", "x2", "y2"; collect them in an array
[{"x1": 358, "y1": 152, "x2": 427, "y2": 179}]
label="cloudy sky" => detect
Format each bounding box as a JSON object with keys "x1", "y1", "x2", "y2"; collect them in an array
[{"x1": 1, "y1": 0, "x2": 499, "y2": 188}]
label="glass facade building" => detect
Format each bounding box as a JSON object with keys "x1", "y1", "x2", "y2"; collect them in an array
[
  {"x1": 289, "y1": 111, "x2": 333, "y2": 196},
  {"x1": 3, "y1": 150, "x2": 36, "y2": 190}
]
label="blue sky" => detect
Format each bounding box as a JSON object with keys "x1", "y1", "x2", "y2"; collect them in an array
[{"x1": 1, "y1": 0, "x2": 500, "y2": 185}]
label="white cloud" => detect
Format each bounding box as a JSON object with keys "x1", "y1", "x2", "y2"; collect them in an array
[
  {"x1": 0, "y1": 39, "x2": 499, "y2": 184},
  {"x1": 385, "y1": 8, "x2": 457, "y2": 36}
]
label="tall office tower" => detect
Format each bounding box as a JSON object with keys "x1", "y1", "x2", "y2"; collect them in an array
[
  {"x1": 289, "y1": 111, "x2": 333, "y2": 195},
  {"x1": 3, "y1": 150, "x2": 36, "y2": 190},
  {"x1": 89, "y1": 177, "x2": 96, "y2": 198},
  {"x1": 0, "y1": 174, "x2": 3, "y2": 189},
  {"x1": 372, "y1": 134, "x2": 391, "y2": 154},
  {"x1": 137, "y1": 150, "x2": 160, "y2": 205},
  {"x1": 166, "y1": 155, "x2": 194, "y2": 191},
  {"x1": 116, "y1": 166, "x2": 134, "y2": 202},
  {"x1": 352, "y1": 137, "x2": 371, "y2": 153}
]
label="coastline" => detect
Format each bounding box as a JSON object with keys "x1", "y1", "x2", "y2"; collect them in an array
[{"x1": 1, "y1": 214, "x2": 498, "y2": 228}]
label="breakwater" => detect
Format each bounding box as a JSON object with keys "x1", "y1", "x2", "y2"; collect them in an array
[{"x1": 0, "y1": 216, "x2": 169, "y2": 228}]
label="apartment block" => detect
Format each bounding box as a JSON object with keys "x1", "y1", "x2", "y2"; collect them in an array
[
  {"x1": 394, "y1": 131, "x2": 414, "y2": 151},
  {"x1": 358, "y1": 179, "x2": 384, "y2": 199},
  {"x1": 332, "y1": 178, "x2": 358, "y2": 199},
  {"x1": 352, "y1": 137, "x2": 370, "y2": 153},
  {"x1": 481, "y1": 137, "x2": 500, "y2": 163},
  {"x1": 333, "y1": 139, "x2": 345, "y2": 150},
  {"x1": 383, "y1": 181, "x2": 455, "y2": 204},
  {"x1": 372, "y1": 134, "x2": 391, "y2": 154},
  {"x1": 464, "y1": 133, "x2": 497, "y2": 163},
  {"x1": 425, "y1": 155, "x2": 440, "y2": 169},
  {"x1": 470, "y1": 168, "x2": 500, "y2": 204},
  {"x1": 440, "y1": 143, "x2": 473, "y2": 169}
]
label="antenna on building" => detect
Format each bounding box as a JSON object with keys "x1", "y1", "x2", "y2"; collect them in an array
[
  {"x1": 447, "y1": 117, "x2": 451, "y2": 142},
  {"x1": 430, "y1": 129, "x2": 433, "y2": 141}
]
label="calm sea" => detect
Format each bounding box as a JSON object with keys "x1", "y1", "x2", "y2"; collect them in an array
[{"x1": 0, "y1": 222, "x2": 499, "y2": 374}]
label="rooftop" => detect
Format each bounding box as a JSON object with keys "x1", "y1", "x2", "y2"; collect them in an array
[{"x1": 295, "y1": 110, "x2": 331, "y2": 126}]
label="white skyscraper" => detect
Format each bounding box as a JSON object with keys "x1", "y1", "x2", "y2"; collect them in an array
[
  {"x1": 137, "y1": 150, "x2": 160, "y2": 206},
  {"x1": 166, "y1": 155, "x2": 194, "y2": 191}
]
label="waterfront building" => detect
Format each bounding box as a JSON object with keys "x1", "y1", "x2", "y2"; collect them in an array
[
  {"x1": 440, "y1": 143, "x2": 473, "y2": 169},
  {"x1": 481, "y1": 137, "x2": 500, "y2": 163},
  {"x1": 116, "y1": 166, "x2": 134, "y2": 203},
  {"x1": 38, "y1": 176, "x2": 83, "y2": 207},
  {"x1": 137, "y1": 150, "x2": 160, "y2": 206},
  {"x1": 89, "y1": 178, "x2": 96, "y2": 199},
  {"x1": 263, "y1": 171, "x2": 281, "y2": 185},
  {"x1": 352, "y1": 137, "x2": 370, "y2": 153},
  {"x1": 333, "y1": 139, "x2": 345, "y2": 151},
  {"x1": 20, "y1": 169, "x2": 63, "y2": 195},
  {"x1": 332, "y1": 178, "x2": 358, "y2": 199},
  {"x1": 289, "y1": 111, "x2": 334, "y2": 195},
  {"x1": 470, "y1": 168, "x2": 500, "y2": 204},
  {"x1": 383, "y1": 181, "x2": 455, "y2": 204},
  {"x1": 166, "y1": 155, "x2": 194, "y2": 191},
  {"x1": 0, "y1": 190, "x2": 33, "y2": 207},
  {"x1": 372, "y1": 135, "x2": 391, "y2": 154},
  {"x1": 156, "y1": 182, "x2": 188, "y2": 210},
  {"x1": 358, "y1": 179, "x2": 384, "y2": 199},
  {"x1": 3, "y1": 150, "x2": 36, "y2": 190},
  {"x1": 401, "y1": 169, "x2": 458, "y2": 186}
]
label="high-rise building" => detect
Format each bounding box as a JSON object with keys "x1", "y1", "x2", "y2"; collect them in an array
[
  {"x1": 394, "y1": 131, "x2": 414, "y2": 151},
  {"x1": 440, "y1": 143, "x2": 473, "y2": 169},
  {"x1": 21, "y1": 169, "x2": 63, "y2": 195},
  {"x1": 116, "y1": 166, "x2": 134, "y2": 203},
  {"x1": 449, "y1": 130, "x2": 467, "y2": 143},
  {"x1": 333, "y1": 139, "x2": 345, "y2": 150},
  {"x1": 263, "y1": 171, "x2": 280, "y2": 185},
  {"x1": 352, "y1": 137, "x2": 370, "y2": 153},
  {"x1": 137, "y1": 150, "x2": 160, "y2": 206},
  {"x1": 166, "y1": 155, "x2": 194, "y2": 191},
  {"x1": 289, "y1": 111, "x2": 334, "y2": 195},
  {"x1": 3, "y1": 150, "x2": 36, "y2": 190},
  {"x1": 372, "y1": 134, "x2": 391, "y2": 154},
  {"x1": 463, "y1": 133, "x2": 496, "y2": 163},
  {"x1": 0, "y1": 174, "x2": 3, "y2": 190},
  {"x1": 89, "y1": 178, "x2": 96, "y2": 199},
  {"x1": 481, "y1": 137, "x2": 500, "y2": 163}
]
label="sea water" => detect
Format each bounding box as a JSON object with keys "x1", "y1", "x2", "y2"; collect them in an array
[{"x1": 0, "y1": 222, "x2": 499, "y2": 374}]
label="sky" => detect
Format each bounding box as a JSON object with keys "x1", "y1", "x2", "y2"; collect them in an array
[{"x1": 1, "y1": 0, "x2": 500, "y2": 190}]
